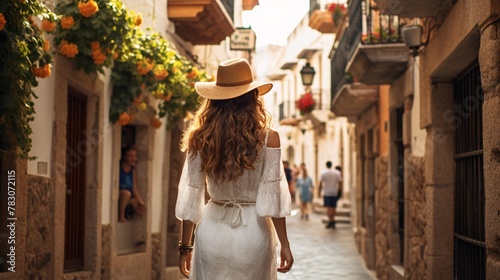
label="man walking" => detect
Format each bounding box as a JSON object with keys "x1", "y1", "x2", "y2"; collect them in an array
[{"x1": 318, "y1": 161, "x2": 342, "y2": 229}]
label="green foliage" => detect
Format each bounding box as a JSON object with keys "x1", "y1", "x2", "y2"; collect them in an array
[
  {"x1": 52, "y1": 0, "x2": 130, "y2": 74},
  {"x1": 1, "y1": 0, "x2": 211, "y2": 159},
  {"x1": 54, "y1": 1, "x2": 211, "y2": 129},
  {"x1": 109, "y1": 14, "x2": 210, "y2": 128},
  {"x1": 0, "y1": 0, "x2": 56, "y2": 159}
]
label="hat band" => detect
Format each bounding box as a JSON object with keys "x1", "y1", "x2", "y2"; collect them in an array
[{"x1": 216, "y1": 78, "x2": 253, "y2": 87}]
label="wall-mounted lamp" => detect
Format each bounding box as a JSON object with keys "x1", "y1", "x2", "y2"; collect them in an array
[
  {"x1": 300, "y1": 62, "x2": 316, "y2": 86},
  {"x1": 402, "y1": 24, "x2": 424, "y2": 57}
]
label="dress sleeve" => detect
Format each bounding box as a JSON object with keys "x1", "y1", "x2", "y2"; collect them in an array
[
  {"x1": 256, "y1": 148, "x2": 291, "y2": 218},
  {"x1": 175, "y1": 151, "x2": 206, "y2": 224}
]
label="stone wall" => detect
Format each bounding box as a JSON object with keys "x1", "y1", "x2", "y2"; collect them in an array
[
  {"x1": 166, "y1": 123, "x2": 185, "y2": 267},
  {"x1": 26, "y1": 175, "x2": 55, "y2": 280},
  {"x1": 375, "y1": 156, "x2": 390, "y2": 280},
  {"x1": 405, "y1": 155, "x2": 426, "y2": 280},
  {"x1": 101, "y1": 224, "x2": 111, "y2": 280},
  {"x1": 151, "y1": 233, "x2": 161, "y2": 280},
  {"x1": 479, "y1": 8, "x2": 500, "y2": 279}
]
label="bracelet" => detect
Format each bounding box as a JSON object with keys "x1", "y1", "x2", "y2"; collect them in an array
[{"x1": 178, "y1": 241, "x2": 193, "y2": 254}]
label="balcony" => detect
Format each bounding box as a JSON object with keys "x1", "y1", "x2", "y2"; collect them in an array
[
  {"x1": 331, "y1": 83, "x2": 378, "y2": 120},
  {"x1": 345, "y1": 0, "x2": 409, "y2": 85},
  {"x1": 330, "y1": 0, "x2": 362, "y2": 102},
  {"x1": 347, "y1": 44, "x2": 409, "y2": 84},
  {"x1": 167, "y1": 0, "x2": 235, "y2": 45},
  {"x1": 279, "y1": 100, "x2": 300, "y2": 126},
  {"x1": 308, "y1": 1, "x2": 347, "y2": 34},
  {"x1": 309, "y1": 10, "x2": 342, "y2": 34},
  {"x1": 374, "y1": 0, "x2": 452, "y2": 18}
]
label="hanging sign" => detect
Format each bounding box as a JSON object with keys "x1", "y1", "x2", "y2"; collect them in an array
[{"x1": 230, "y1": 27, "x2": 256, "y2": 51}]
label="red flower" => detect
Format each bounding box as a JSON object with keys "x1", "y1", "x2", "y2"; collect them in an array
[{"x1": 296, "y1": 93, "x2": 316, "y2": 115}]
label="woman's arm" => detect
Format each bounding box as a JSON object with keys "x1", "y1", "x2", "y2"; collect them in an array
[
  {"x1": 272, "y1": 217, "x2": 294, "y2": 273},
  {"x1": 178, "y1": 220, "x2": 195, "y2": 278}
]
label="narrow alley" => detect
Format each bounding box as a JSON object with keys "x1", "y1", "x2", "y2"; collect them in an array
[
  {"x1": 278, "y1": 202, "x2": 376, "y2": 280},
  {"x1": 1, "y1": 0, "x2": 499, "y2": 279}
]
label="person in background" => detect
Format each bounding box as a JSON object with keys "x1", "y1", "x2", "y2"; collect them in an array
[
  {"x1": 118, "y1": 145, "x2": 147, "y2": 223},
  {"x1": 283, "y1": 161, "x2": 295, "y2": 204},
  {"x1": 318, "y1": 161, "x2": 342, "y2": 229},
  {"x1": 296, "y1": 166, "x2": 313, "y2": 220},
  {"x1": 176, "y1": 58, "x2": 293, "y2": 279},
  {"x1": 335, "y1": 165, "x2": 343, "y2": 199}
]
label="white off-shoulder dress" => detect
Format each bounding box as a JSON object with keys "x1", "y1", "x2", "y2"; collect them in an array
[{"x1": 175, "y1": 134, "x2": 291, "y2": 280}]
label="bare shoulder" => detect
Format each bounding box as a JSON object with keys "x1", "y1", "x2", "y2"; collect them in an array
[{"x1": 266, "y1": 129, "x2": 281, "y2": 148}]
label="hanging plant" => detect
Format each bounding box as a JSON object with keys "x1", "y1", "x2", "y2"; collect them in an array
[
  {"x1": 109, "y1": 15, "x2": 210, "y2": 129},
  {"x1": 326, "y1": 2, "x2": 347, "y2": 27},
  {"x1": 296, "y1": 92, "x2": 316, "y2": 115},
  {"x1": 0, "y1": 0, "x2": 56, "y2": 159},
  {"x1": 52, "y1": 0, "x2": 130, "y2": 74}
]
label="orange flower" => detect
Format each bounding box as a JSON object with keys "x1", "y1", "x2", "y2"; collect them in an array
[
  {"x1": 43, "y1": 39, "x2": 50, "y2": 51},
  {"x1": 91, "y1": 49, "x2": 106, "y2": 65},
  {"x1": 0, "y1": 13, "x2": 6, "y2": 31},
  {"x1": 153, "y1": 65, "x2": 168, "y2": 80},
  {"x1": 118, "y1": 112, "x2": 131, "y2": 126},
  {"x1": 78, "y1": 0, "x2": 99, "y2": 18},
  {"x1": 90, "y1": 41, "x2": 100, "y2": 50},
  {"x1": 59, "y1": 40, "x2": 79, "y2": 58},
  {"x1": 137, "y1": 61, "x2": 153, "y2": 75},
  {"x1": 112, "y1": 52, "x2": 119, "y2": 60},
  {"x1": 150, "y1": 117, "x2": 162, "y2": 129},
  {"x1": 33, "y1": 64, "x2": 52, "y2": 78},
  {"x1": 41, "y1": 19, "x2": 55, "y2": 32},
  {"x1": 163, "y1": 92, "x2": 173, "y2": 101},
  {"x1": 186, "y1": 68, "x2": 198, "y2": 79},
  {"x1": 61, "y1": 16, "x2": 74, "y2": 29},
  {"x1": 90, "y1": 43, "x2": 106, "y2": 65},
  {"x1": 134, "y1": 14, "x2": 142, "y2": 26}
]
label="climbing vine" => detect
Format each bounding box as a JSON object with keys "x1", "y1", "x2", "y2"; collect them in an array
[{"x1": 0, "y1": 0, "x2": 56, "y2": 159}]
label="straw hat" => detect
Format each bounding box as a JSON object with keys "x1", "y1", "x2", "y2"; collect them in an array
[{"x1": 195, "y1": 58, "x2": 273, "y2": 100}]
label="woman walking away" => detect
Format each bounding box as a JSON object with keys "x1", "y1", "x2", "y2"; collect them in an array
[
  {"x1": 175, "y1": 58, "x2": 294, "y2": 279},
  {"x1": 296, "y1": 166, "x2": 314, "y2": 220}
]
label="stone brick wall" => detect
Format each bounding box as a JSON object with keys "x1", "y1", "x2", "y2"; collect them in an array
[
  {"x1": 151, "y1": 233, "x2": 161, "y2": 280},
  {"x1": 166, "y1": 123, "x2": 185, "y2": 267},
  {"x1": 375, "y1": 156, "x2": 390, "y2": 280},
  {"x1": 26, "y1": 175, "x2": 55, "y2": 280},
  {"x1": 101, "y1": 224, "x2": 111, "y2": 280},
  {"x1": 405, "y1": 155, "x2": 426, "y2": 280}
]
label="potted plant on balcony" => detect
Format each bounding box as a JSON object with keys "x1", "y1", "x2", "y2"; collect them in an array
[
  {"x1": 296, "y1": 92, "x2": 316, "y2": 115},
  {"x1": 362, "y1": 27, "x2": 400, "y2": 44},
  {"x1": 326, "y1": 2, "x2": 347, "y2": 27}
]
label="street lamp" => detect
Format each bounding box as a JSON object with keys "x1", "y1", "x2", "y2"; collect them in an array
[{"x1": 300, "y1": 62, "x2": 316, "y2": 86}]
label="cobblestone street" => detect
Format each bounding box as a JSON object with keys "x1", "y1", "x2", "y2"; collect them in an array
[{"x1": 278, "y1": 204, "x2": 376, "y2": 280}]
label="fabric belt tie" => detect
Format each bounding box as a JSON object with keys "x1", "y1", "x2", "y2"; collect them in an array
[{"x1": 210, "y1": 199, "x2": 255, "y2": 226}]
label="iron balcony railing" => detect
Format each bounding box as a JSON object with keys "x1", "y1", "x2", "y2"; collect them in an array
[
  {"x1": 330, "y1": 0, "x2": 362, "y2": 100},
  {"x1": 360, "y1": 0, "x2": 404, "y2": 45},
  {"x1": 279, "y1": 100, "x2": 297, "y2": 121}
]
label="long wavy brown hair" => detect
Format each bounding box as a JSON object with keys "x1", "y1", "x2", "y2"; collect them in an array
[{"x1": 181, "y1": 89, "x2": 270, "y2": 183}]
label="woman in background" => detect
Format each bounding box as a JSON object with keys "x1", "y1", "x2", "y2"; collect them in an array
[{"x1": 296, "y1": 166, "x2": 314, "y2": 220}]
